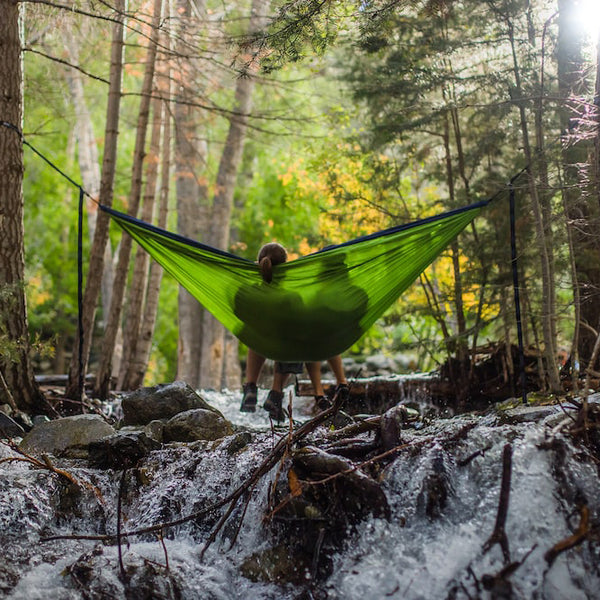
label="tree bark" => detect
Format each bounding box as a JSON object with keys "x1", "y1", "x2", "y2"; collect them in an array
[
  {"x1": 174, "y1": 0, "x2": 210, "y2": 389},
  {"x1": 118, "y1": 90, "x2": 163, "y2": 390},
  {"x1": 94, "y1": 0, "x2": 162, "y2": 398},
  {"x1": 126, "y1": 98, "x2": 172, "y2": 389},
  {"x1": 65, "y1": 0, "x2": 125, "y2": 401},
  {"x1": 0, "y1": 0, "x2": 45, "y2": 412},
  {"x1": 506, "y1": 17, "x2": 561, "y2": 392},
  {"x1": 200, "y1": 0, "x2": 271, "y2": 390},
  {"x1": 557, "y1": 0, "x2": 600, "y2": 372}
]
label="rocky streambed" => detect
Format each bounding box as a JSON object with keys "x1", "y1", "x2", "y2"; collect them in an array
[{"x1": 0, "y1": 381, "x2": 599, "y2": 599}]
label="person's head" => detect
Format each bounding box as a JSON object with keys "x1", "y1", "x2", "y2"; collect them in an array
[{"x1": 257, "y1": 242, "x2": 287, "y2": 283}]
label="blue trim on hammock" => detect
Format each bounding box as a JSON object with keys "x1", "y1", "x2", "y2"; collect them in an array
[
  {"x1": 99, "y1": 204, "x2": 255, "y2": 263},
  {"x1": 310, "y1": 199, "x2": 489, "y2": 256},
  {"x1": 101, "y1": 198, "x2": 488, "y2": 262}
]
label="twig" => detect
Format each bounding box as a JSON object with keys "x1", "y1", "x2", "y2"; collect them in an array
[
  {"x1": 157, "y1": 529, "x2": 169, "y2": 571},
  {"x1": 324, "y1": 415, "x2": 381, "y2": 441},
  {"x1": 228, "y1": 482, "x2": 257, "y2": 550},
  {"x1": 117, "y1": 469, "x2": 128, "y2": 582},
  {"x1": 0, "y1": 440, "x2": 104, "y2": 503},
  {"x1": 483, "y1": 443, "x2": 513, "y2": 564},
  {"x1": 0, "y1": 369, "x2": 19, "y2": 412},
  {"x1": 544, "y1": 505, "x2": 591, "y2": 565}
]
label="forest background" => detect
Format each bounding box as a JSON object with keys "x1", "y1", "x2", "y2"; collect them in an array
[{"x1": 1, "y1": 0, "x2": 600, "y2": 413}]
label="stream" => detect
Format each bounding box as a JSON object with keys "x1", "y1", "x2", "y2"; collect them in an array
[{"x1": 1, "y1": 383, "x2": 599, "y2": 599}]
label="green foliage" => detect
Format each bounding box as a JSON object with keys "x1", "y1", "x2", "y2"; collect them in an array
[
  {"x1": 258, "y1": 0, "x2": 351, "y2": 72},
  {"x1": 233, "y1": 156, "x2": 322, "y2": 258}
]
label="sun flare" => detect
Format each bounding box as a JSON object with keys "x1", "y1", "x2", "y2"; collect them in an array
[{"x1": 572, "y1": 0, "x2": 600, "y2": 41}]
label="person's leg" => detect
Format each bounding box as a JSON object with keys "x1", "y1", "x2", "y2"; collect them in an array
[
  {"x1": 240, "y1": 349, "x2": 265, "y2": 412},
  {"x1": 271, "y1": 370, "x2": 289, "y2": 393},
  {"x1": 263, "y1": 362, "x2": 295, "y2": 421},
  {"x1": 306, "y1": 362, "x2": 324, "y2": 396},
  {"x1": 327, "y1": 355, "x2": 347, "y2": 385},
  {"x1": 245, "y1": 349, "x2": 266, "y2": 384}
]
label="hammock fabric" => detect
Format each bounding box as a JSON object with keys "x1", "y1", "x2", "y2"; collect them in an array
[{"x1": 101, "y1": 201, "x2": 486, "y2": 362}]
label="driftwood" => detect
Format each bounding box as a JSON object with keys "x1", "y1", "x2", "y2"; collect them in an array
[{"x1": 483, "y1": 443, "x2": 513, "y2": 564}]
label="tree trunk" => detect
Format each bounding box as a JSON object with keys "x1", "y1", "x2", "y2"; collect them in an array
[
  {"x1": 94, "y1": 0, "x2": 162, "y2": 398},
  {"x1": 557, "y1": 0, "x2": 600, "y2": 372},
  {"x1": 0, "y1": 1, "x2": 45, "y2": 412},
  {"x1": 200, "y1": 0, "x2": 270, "y2": 390},
  {"x1": 126, "y1": 99, "x2": 172, "y2": 389},
  {"x1": 507, "y1": 17, "x2": 561, "y2": 392},
  {"x1": 174, "y1": 0, "x2": 210, "y2": 389},
  {"x1": 118, "y1": 90, "x2": 163, "y2": 391},
  {"x1": 65, "y1": 0, "x2": 125, "y2": 401}
]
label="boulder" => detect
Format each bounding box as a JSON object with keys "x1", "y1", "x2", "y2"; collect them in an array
[
  {"x1": 19, "y1": 415, "x2": 116, "y2": 458},
  {"x1": 163, "y1": 409, "x2": 233, "y2": 443},
  {"x1": 121, "y1": 381, "x2": 222, "y2": 426},
  {"x1": 499, "y1": 404, "x2": 560, "y2": 424},
  {"x1": 88, "y1": 432, "x2": 161, "y2": 469}
]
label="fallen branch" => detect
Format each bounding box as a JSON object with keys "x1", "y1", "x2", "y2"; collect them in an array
[
  {"x1": 0, "y1": 440, "x2": 104, "y2": 503},
  {"x1": 544, "y1": 505, "x2": 591, "y2": 566},
  {"x1": 483, "y1": 443, "x2": 513, "y2": 564}
]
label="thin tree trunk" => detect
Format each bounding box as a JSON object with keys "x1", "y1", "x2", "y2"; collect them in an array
[
  {"x1": 94, "y1": 0, "x2": 162, "y2": 398},
  {"x1": 507, "y1": 17, "x2": 561, "y2": 392},
  {"x1": 118, "y1": 89, "x2": 163, "y2": 390},
  {"x1": 64, "y1": 0, "x2": 125, "y2": 401},
  {"x1": 200, "y1": 0, "x2": 271, "y2": 390},
  {"x1": 126, "y1": 99, "x2": 172, "y2": 389},
  {"x1": 557, "y1": 0, "x2": 600, "y2": 373},
  {"x1": 441, "y1": 113, "x2": 467, "y2": 362},
  {"x1": 175, "y1": 0, "x2": 209, "y2": 389},
  {"x1": 0, "y1": 1, "x2": 45, "y2": 412}
]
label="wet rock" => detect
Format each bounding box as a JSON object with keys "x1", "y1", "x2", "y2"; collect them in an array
[
  {"x1": 0, "y1": 412, "x2": 25, "y2": 439},
  {"x1": 66, "y1": 546, "x2": 181, "y2": 600},
  {"x1": 416, "y1": 445, "x2": 453, "y2": 519},
  {"x1": 240, "y1": 543, "x2": 313, "y2": 584},
  {"x1": 380, "y1": 404, "x2": 408, "y2": 451},
  {"x1": 499, "y1": 404, "x2": 560, "y2": 424},
  {"x1": 144, "y1": 419, "x2": 164, "y2": 444},
  {"x1": 88, "y1": 431, "x2": 161, "y2": 469},
  {"x1": 121, "y1": 381, "x2": 223, "y2": 426},
  {"x1": 163, "y1": 408, "x2": 233, "y2": 443},
  {"x1": 19, "y1": 414, "x2": 116, "y2": 458},
  {"x1": 218, "y1": 431, "x2": 253, "y2": 454}
]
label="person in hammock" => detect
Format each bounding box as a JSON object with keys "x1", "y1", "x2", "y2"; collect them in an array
[{"x1": 238, "y1": 242, "x2": 348, "y2": 421}]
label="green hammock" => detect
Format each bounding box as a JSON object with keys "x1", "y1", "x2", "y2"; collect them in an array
[{"x1": 101, "y1": 202, "x2": 486, "y2": 362}]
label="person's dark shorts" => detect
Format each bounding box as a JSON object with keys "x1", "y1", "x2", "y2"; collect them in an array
[{"x1": 275, "y1": 361, "x2": 304, "y2": 374}]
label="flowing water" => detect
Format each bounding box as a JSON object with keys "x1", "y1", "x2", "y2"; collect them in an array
[{"x1": 1, "y1": 386, "x2": 599, "y2": 599}]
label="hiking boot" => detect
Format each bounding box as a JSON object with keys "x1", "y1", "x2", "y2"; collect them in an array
[
  {"x1": 335, "y1": 383, "x2": 350, "y2": 402},
  {"x1": 240, "y1": 382, "x2": 258, "y2": 412},
  {"x1": 263, "y1": 389, "x2": 285, "y2": 422},
  {"x1": 314, "y1": 395, "x2": 332, "y2": 411}
]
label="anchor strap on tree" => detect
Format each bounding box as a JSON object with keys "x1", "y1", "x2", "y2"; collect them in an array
[{"x1": 99, "y1": 201, "x2": 487, "y2": 362}]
